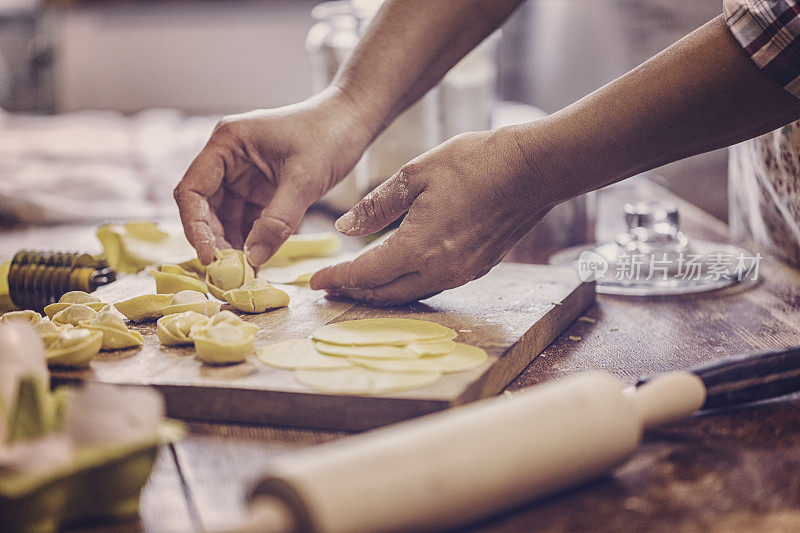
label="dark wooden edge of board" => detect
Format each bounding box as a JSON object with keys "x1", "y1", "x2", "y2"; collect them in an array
[{"x1": 455, "y1": 278, "x2": 595, "y2": 405}]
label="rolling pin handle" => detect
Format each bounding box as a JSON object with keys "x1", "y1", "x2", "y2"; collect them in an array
[
  {"x1": 627, "y1": 372, "x2": 706, "y2": 430},
  {"x1": 638, "y1": 345, "x2": 800, "y2": 410}
]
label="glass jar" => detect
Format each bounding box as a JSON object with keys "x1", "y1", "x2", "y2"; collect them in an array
[
  {"x1": 306, "y1": 1, "x2": 365, "y2": 212},
  {"x1": 307, "y1": 0, "x2": 443, "y2": 211},
  {"x1": 440, "y1": 32, "x2": 499, "y2": 139}
]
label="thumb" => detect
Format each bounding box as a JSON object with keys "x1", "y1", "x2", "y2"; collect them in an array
[
  {"x1": 335, "y1": 170, "x2": 423, "y2": 237},
  {"x1": 244, "y1": 184, "x2": 310, "y2": 266}
]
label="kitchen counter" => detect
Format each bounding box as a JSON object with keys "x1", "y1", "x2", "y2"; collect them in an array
[{"x1": 3, "y1": 177, "x2": 800, "y2": 532}]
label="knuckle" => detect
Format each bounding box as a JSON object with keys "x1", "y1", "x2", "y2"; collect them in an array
[
  {"x1": 173, "y1": 183, "x2": 192, "y2": 205},
  {"x1": 213, "y1": 118, "x2": 238, "y2": 139},
  {"x1": 398, "y1": 162, "x2": 422, "y2": 181},
  {"x1": 358, "y1": 194, "x2": 386, "y2": 223},
  {"x1": 415, "y1": 250, "x2": 439, "y2": 270},
  {"x1": 252, "y1": 215, "x2": 293, "y2": 242},
  {"x1": 344, "y1": 264, "x2": 362, "y2": 289}
]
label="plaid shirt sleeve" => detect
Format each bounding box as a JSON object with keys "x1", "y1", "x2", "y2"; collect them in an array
[{"x1": 724, "y1": 0, "x2": 800, "y2": 98}]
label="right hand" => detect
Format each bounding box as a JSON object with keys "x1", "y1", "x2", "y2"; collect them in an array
[{"x1": 174, "y1": 87, "x2": 373, "y2": 266}]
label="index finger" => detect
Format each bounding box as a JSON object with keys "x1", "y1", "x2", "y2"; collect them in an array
[
  {"x1": 174, "y1": 148, "x2": 231, "y2": 264},
  {"x1": 309, "y1": 232, "x2": 415, "y2": 291}
]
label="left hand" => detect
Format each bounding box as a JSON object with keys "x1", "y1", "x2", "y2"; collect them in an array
[{"x1": 309, "y1": 126, "x2": 560, "y2": 305}]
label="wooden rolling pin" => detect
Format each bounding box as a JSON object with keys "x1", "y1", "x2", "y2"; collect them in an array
[{"x1": 232, "y1": 345, "x2": 800, "y2": 533}]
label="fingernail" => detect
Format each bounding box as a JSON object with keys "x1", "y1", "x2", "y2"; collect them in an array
[
  {"x1": 247, "y1": 244, "x2": 271, "y2": 266},
  {"x1": 335, "y1": 211, "x2": 355, "y2": 234}
]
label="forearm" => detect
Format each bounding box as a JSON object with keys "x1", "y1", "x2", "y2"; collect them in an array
[
  {"x1": 518, "y1": 15, "x2": 800, "y2": 204},
  {"x1": 334, "y1": 0, "x2": 522, "y2": 138}
]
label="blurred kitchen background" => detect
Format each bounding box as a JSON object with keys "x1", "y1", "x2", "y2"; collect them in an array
[{"x1": 0, "y1": 0, "x2": 726, "y2": 237}]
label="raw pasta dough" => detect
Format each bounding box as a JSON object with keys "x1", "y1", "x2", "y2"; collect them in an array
[
  {"x1": 313, "y1": 341, "x2": 419, "y2": 360},
  {"x1": 260, "y1": 232, "x2": 341, "y2": 266},
  {"x1": 0, "y1": 310, "x2": 43, "y2": 325},
  {"x1": 312, "y1": 318, "x2": 456, "y2": 346},
  {"x1": 257, "y1": 339, "x2": 353, "y2": 370},
  {"x1": 294, "y1": 367, "x2": 441, "y2": 395},
  {"x1": 114, "y1": 293, "x2": 175, "y2": 322},
  {"x1": 52, "y1": 304, "x2": 98, "y2": 327},
  {"x1": 159, "y1": 290, "x2": 221, "y2": 317},
  {"x1": 205, "y1": 249, "x2": 254, "y2": 299},
  {"x1": 189, "y1": 311, "x2": 258, "y2": 364},
  {"x1": 223, "y1": 279, "x2": 289, "y2": 314},
  {"x1": 96, "y1": 221, "x2": 196, "y2": 274},
  {"x1": 151, "y1": 265, "x2": 207, "y2": 294},
  {"x1": 44, "y1": 291, "x2": 108, "y2": 319},
  {"x1": 80, "y1": 309, "x2": 143, "y2": 350},
  {"x1": 313, "y1": 339, "x2": 457, "y2": 359},
  {"x1": 45, "y1": 328, "x2": 103, "y2": 367},
  {"x1": 349, "y1": 343, "x2": 487, "y2": 374},
  {"x1": 157, "y1": 311, "x2": 209, "y2": 346}
]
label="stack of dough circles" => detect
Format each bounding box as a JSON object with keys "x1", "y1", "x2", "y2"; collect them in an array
[
  {"x1": 256, "y1": 318, "x2": 488, "y2": 395},
  {"x1": 312, "y1": 318, "x2": 456, "y2": 346}
]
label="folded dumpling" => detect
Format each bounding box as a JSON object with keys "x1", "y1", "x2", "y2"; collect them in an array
[
  {"x1": 44, "y1": 291, "x2": 109, "y2": 319},
  {"x1": 0, "y1": 309, "x2": 43, "y2": 325},
  {"x1": 156, "y1": 311, "x2": 210, "y2": 346},
  {"x1": 205, "y1": 249, "x2": 254, "y2": 299},
  {"x1": 114, "y1": 294, "x2": 175, "y2": 322},
  {"x1": 188, "y1": 310, "x2": 258, "y2": 364},
  {"x1": 80, "y1": 309, "x2": 144, "y2": 350},
  {"x1": 159, "y1": 290, "x2": 221, "y2": 317},
  {"x1": 151, "y1": 264, "x2": 207, "y2": 294},
  {"x1": 52, "y1": 304, "x2": 98, "y2": 327},
  {"x1": 45, "y1": 328, "x2": 103, "y2": 368},
  {"x1": 222, "y1": 278, "x2": 289, "y2": 313}
]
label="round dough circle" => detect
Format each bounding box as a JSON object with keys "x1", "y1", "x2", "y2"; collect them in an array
[
  {"x1": 349, "y1": 343, "x2": 488, "y2": 374},
  {"x1": 257, "y1": 339, "x2": 353, "y2": 370},
  {"x1": 313, "y1": 341, "x2": 420, "y2": 360},
  {"x1": 406, "y1": 340, "x2": 457, "y2": 356},
  {"x1": 312, "y1": 318, "x2": 456, "y2": 346},
  {"x1": 294, "y1": 367, "x2": 441, "y2": 395}
]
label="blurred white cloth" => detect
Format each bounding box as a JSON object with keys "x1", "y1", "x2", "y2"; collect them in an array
[{"x1": 0, "y1": 108, "x2": 218, "y2": 223}]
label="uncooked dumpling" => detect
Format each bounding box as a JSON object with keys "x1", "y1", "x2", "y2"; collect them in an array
[
  {"x1": 257, "y1": 339, "x2": 353, "y2": 370},
  {"x1": 189, "y1": 311, "x2": 258, "y2": 364},
  {"x1": 36, "y1": 318, "x2": 66, "y2": 348},
  {"x1": 151, "y1": 265, "x2": 207, "y2": 294},
  {"x1": 205, "y1": 249, "x2": 255, "y2": 299},
  {"x1": 157, "y1": 311, "x2": 209, "y2": 346},
  {"x1": 52, "y1": 304, "x2": 98, "y2": 327},
  {"x1": 261, "y1": 231, "x2": 342, "y2": 266},
  {"x1": 349, "y1": 343, "x2": 487, "y2": 374},
  {"x1": 312, "y1": 318, "x2": 456, "y2": 346},
  {"x1": 45, "y1": 327, "x2": 103, "y2": 367},
  {"x1": 114, "y1": 294, "x2": 175, "y2": 322},
  {"x1": 0, "y1": 310, "x2": 43, "y2": 325},
  {"x1": 44, "y1": 291, "x2": 108, "y2": 319},
  {"x1": 160, "y1": 290, "x2": 221, "y2": 317},
  {"x1": 294, "y1": 367, "x2": 441, "y2": 395},
  {"x1": 80, "y1": 309, "x2": 143, "y2": 350},
  {"x1": 222, "y1": 278, "x2": 289, "y2": 313},
  {"x1": 178, "y1": 257, "x2": 207, "y2": 277},
  {"x1": 96, "y1": 221, "x2": 196, "y2": 274}
]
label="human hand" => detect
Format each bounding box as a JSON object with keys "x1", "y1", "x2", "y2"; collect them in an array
[
  {"x1": 174, "y1": 88, "x2": 373, "y2": 266},
  {"x1": 309, "y1": 127, "x2": 560, "y2": 305}
]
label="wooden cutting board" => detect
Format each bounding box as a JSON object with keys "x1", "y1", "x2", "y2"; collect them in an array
[{"x1": 50, "y1": 263, "x2": 593, "y2": 431}]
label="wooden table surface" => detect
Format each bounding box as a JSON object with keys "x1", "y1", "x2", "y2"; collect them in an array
[{"x1": 3, "y1": 177, "x2": 800, "y2": 532}]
